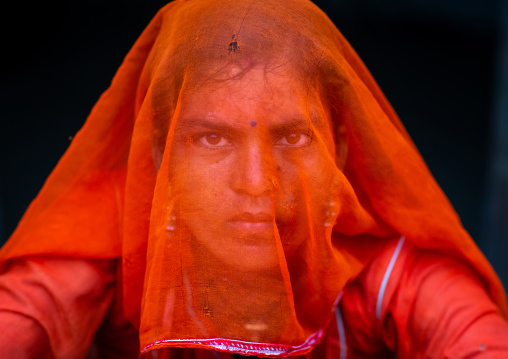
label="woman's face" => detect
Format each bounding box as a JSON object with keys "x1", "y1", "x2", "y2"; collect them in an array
[{"x1": 169, "y1": 66, "x2": 338, "y2": 272}]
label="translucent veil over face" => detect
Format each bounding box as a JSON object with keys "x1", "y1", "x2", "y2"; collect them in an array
[
  {"x1": 1, "y1": 0, "x2": 506, "y2": 357},
  {"x1": 135, "y1": 1, "x2": 396, "y2": 355},
  {"x1": 146, "y1": 64, "x2": 354, "y2": 351}
]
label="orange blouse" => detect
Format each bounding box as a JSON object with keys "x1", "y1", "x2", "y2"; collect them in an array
[{"x1": 1, "y1": 238, "x2": 507, "y2": 358}]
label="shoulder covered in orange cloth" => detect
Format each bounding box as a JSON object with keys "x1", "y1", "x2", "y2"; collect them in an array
[{"x1": 0, "y1": 0, "x2": 507, "y2": 358}]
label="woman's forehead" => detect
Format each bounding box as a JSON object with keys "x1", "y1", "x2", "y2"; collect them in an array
[{"x1": 178, "y1": 66, "x2": 326, "y2": 129}]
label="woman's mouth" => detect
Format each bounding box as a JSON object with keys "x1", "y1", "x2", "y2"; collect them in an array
[{"x1": 227, "y1": 212, "x2": 274, "y2": 233}]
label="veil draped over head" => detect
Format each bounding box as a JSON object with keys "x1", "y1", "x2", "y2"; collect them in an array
[{"x1": 1, "y1": 0, "x2": 506, "y2": 357}]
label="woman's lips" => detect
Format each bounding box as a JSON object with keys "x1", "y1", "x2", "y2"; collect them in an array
[{"x1": 228, "y1": 212, "x2": 273, "y2": 232}]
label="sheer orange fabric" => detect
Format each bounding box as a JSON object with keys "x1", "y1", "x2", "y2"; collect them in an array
[{"x1": 1, "y1": 0, "x2": 506, "y2": 357}]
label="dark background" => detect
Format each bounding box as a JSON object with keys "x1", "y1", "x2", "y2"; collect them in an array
[{"x1": 1, "y1": 0, "x2": 507, "y2": 287}]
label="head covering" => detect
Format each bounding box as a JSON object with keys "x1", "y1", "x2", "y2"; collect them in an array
[{"x1": 1, "y1": 0, "x2": 506, "y2": 357}]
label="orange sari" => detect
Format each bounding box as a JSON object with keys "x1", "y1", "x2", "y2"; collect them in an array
[{"x1": 1, "y1": 0, "x2": 507, "y2": 357}]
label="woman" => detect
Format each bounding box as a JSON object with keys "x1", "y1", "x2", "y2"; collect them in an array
[{"x1": 0, "y1": 0, "x2": 507, "y2": 358}]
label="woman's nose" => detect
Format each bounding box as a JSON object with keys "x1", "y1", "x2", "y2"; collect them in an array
[{"x1": 231, "y1": 143, "x2": 275, "y2": 197}]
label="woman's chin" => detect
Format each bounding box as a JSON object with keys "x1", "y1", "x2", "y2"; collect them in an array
[{"x1": 204, "y1": 238, "x2": 280, "y2": 273}]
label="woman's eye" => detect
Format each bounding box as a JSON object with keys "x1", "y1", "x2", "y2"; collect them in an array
[
  {"x1": 277, "y1": 133, "x2": 310, "y2": 146},
  {"x1": 197, "y1": 133, "x2": 231, "y2": 147}
]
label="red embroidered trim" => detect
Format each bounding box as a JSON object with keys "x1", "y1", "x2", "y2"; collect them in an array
[
  {"x1": 139, "y1": 330, "x2": 323, "y2": 358},
  {"x1": 139, "y1": 293, "x2": 344, "y2": 358}
]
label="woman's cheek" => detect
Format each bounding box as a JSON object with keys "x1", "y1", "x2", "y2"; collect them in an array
[
  {"x1": 301, "y1": 151, "x2": 340, "y2": 221},
  {"x1": 185, "y1": 165, "x2": 225, "y2": 210}
]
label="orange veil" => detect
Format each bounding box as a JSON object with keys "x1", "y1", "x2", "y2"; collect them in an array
[{"x1": 1, "y1": 0, "x2": 506, "y2": 357}]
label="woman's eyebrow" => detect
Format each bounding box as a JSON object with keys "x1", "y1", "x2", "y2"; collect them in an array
[
  {"x1": 266, "y1": 114, "x2": 323, "y2": 132},
  {"x1": 177, "y1": 117, "x2": 242, "y2": 135}
]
